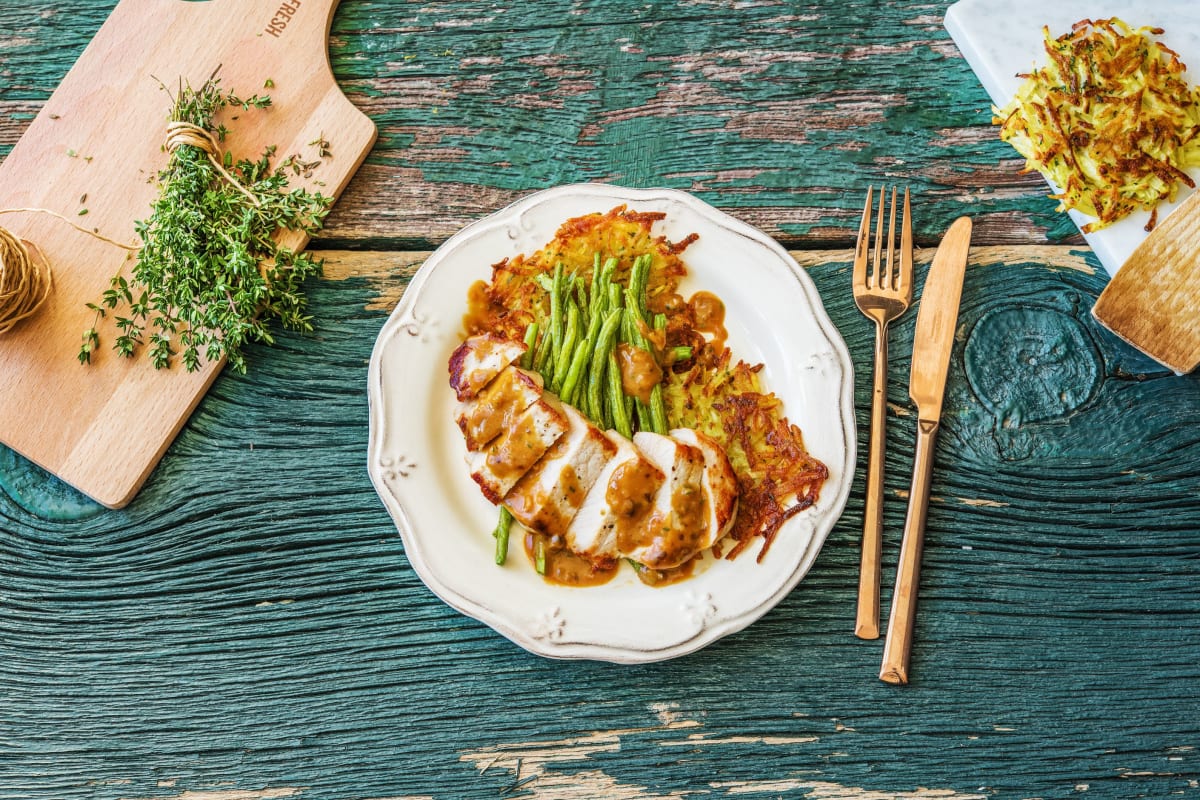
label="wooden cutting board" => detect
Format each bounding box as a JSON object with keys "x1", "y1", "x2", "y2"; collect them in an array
[
  {"x1": 0, "y1": 0, "x2": 376, "y2": 508},
  {"x1": 1092, "y1": 191, "x2": 1200, "y2": 374}
]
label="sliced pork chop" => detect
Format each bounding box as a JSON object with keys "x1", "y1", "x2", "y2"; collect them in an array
[
  {"x1": 505, "y1": 401, "x2": 617, "y2": 541},
  {"x1": 565, "y1": 431, "x2": 664, "y2": 564},
  {"x1": 624, "y1": 432, "x2": 708, "y2": 569},
  {"x1": 671, "y1": 428, "x2": 739, "y2": 544},
  {"x1": 467, "y1": 397, "x2": 567, "y2": 503},
  {"x1": 448, "y1": 333, "x2": 527, "y2": 401},
  {"x1": 456, "y1": 366, "x2": 544, "y2": 452}
]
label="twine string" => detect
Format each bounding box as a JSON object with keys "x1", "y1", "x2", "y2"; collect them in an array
[{"x1": 164, "y1": 121, "x2": 260, "y2": 207}]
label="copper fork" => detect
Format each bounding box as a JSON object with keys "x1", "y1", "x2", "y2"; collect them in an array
[{"x1": 852, "y1": 186, "x2": 913, "y2": 640}]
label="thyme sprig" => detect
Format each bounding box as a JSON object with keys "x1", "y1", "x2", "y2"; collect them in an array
[{"x1": 80, "y1": 76, "x2": 332, "y2": 373}]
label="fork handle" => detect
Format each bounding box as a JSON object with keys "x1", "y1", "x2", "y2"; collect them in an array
[
  {"x1": 880, "y1": 418, "x2": 939, "y2": 685},
  {"x1": 855, "y1": 318, "x2": 890, "y2": 639}
]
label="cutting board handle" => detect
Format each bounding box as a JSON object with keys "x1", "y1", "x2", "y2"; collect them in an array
[
  {"x1": 102, "y1": 0, "x2": 349, "y2": 83},
  {"x1": 219, "y1": 0, "x2": 345, "y2": 56}
]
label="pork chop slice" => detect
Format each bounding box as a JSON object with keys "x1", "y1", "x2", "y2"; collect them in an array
[
  {"x1": 455, "y1": 366, "x2": 544, "y2": 451},
  {"x1": 448, "y1": 333, "x2": 527, "y2": 401},
  {"x1": 670, "y1": 428, "x2": 739, "y2": 545},
  {"x1": 504, "y1": 401, "x2": 617, "y2": 541},
  {"x1": 623, "y1": 432, "x2": 708, "y2": 569},
  {"x1": 467, "y1": 397, "x2": 567, "y2": 504},
  {"x1": 565, "y1": 431, "x2": 664, "y2": 564}
]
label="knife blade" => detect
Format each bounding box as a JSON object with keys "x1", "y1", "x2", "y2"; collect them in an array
[
  {"x1": 880, "y1": 215, "x2": 972, "y2": 685},
  {"x1": 909, "y1": 216, "x2": 973, "y2": 420}
]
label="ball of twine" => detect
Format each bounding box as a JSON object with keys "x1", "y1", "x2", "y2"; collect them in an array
[
  {"x1": 0, "y1": 225, "x2": 51, "y2": 335},
  {"x1": 0, "y1": 208, "x2": 137, "y2": 337}
]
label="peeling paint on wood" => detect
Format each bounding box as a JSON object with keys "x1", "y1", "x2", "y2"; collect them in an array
[
  {"x1": 710, "y1": 779, "x2": 989, "y2": 798},
  {"x1": 3, "y1": 3, "x2": 1200, "y2": 800},
  {"x1": 120, "y1": 790, "x2": 304, "y2": 800}
]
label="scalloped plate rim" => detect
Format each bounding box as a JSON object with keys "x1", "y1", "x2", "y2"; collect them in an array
[{"x1": 367, "y1": 182, "x2": 855, "y2": 663}]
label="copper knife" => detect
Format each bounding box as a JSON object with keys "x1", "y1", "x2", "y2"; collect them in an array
[{"x1": 880, "y1": 215, "x2": 973, "y2": 685}]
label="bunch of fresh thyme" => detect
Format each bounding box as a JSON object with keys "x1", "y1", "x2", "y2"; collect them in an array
[{"x1": 79, "y1": 76, "x2": 332, "y2": 373}]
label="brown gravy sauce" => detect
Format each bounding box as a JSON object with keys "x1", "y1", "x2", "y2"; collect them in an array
[
  {"x1": 486, "y1": 414, "x2": 543, "y2": 481},
  {"x1": 616, "y1": 342, "x2": 662, "y2": 404},
  {"x1": 524, "y1": 532, "x2": 618, "y2": 587},
  {"x1": 465, "y1": 369, "x2": 532, "y2": 446},
  {"x1": 463, "y1": 279, "x2": 492, "y2": 334},
  {"x1": 666, "y1": 484, "x2": 707, "y2": 562},
  {"x1": 689, "y1": 290, "x2": 727, "y2": 353},
  {"x1": 633, "y1": 554, "x2": 699, "y2": 587},
  {"x1": 609, "y1": 459, "x2": 664, "y2": 553}
]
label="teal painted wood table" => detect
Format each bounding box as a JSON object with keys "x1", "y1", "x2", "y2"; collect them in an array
[{"x1": 2, "y1": 2, "x2": 1199, "y2": 798}]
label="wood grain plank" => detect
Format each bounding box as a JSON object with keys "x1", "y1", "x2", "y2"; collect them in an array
[
  {"x1": 0, "y1": 0, "x2": 1088, "y2": 249},
  {"x1": 2, "y1": 245, "x2": 1198, "y2": 799}
]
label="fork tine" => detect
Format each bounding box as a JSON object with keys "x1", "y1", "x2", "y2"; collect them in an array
[
  {"x1": 853, "y1": 186, "x2": 873, "y2": 288},
  {"x1": 899, "y1": 187, "x2": 913, "y2": 298},
  {"x1": 872, "y1": 185, "x2": 886, "y2": 289},
  {"x1": 885, "y1": 186, "x2": 898, "y2": 290}
]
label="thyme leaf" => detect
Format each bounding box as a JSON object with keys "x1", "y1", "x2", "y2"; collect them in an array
[{"x1": 80, "y1": 75, "x2": 332, "y2": 373}]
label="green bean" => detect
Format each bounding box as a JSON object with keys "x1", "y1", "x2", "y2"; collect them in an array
[
  {"x1": 559, "y1": 318, "x2": 597, "y2": 407},
  {"x1": 520, "y1": 322, "x2": 539, "y2": 370},
  {"x1": 534, "y1": 326, "x2": 554, "y2": 376},
  {"x1": 600, "y1": 256, "x2": 619, "y2": 286},
  {"x1": 552, "y1": 301, "x2": 581, "y2": 393},
  {"x1": 573, "y1": 279, "x2": 590, "y2": 328},
  {"x1": 548, "y1": 262, "x2": 564, "y2": 358},
  {"x1": 562, "y1": 264, "x2": 619, "y2": 413},
  {"x1": 648, "y1": 315, "x2": 670, "y2": 433},
  {"x1": 534, "y1": 535, "x2": 547, "y2": 575},
  {"x1": 586, "y1": 309, "x2": 623, "y2": 423},
  {"x1": 634, "y1": 397, "x2": 652, "y2": 432},
  {"x1": 608, "y1": 351, "x2": 633, "y2": 439},
  {"x1": 649, "y1": 383, "x2": 668, "y2": 435},
  {"x1": 590, "y1": 253, "x2": 601, "y2": 306},
  {"x1": 493, "y1": 506, "x2": 513, "y2": 565},
  {"x1": 669, "y1": 345, "x2": 692, "y2": 362},
  {"x1": 629, "y1": 254, "x2": 650, "y2": 317},
  {"x1": 623, "y1": 298, "x2": 652, "y2": 352},
  {"x1": 560, "y1": 355, "x2": 587, "y2": 408}
]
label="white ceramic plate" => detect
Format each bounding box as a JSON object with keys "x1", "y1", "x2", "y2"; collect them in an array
[
  {"x1": 367, "y1": 184, "x2": 855, "y2": 663},
  {"x1": 945, "y1": 0, "x2": 1200, "y2": 277}
]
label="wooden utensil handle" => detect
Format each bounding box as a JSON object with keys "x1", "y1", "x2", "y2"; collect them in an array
[
  {"x1": 855, "y1": 319, "x2": 889, "y2": 639},
  {"x1": 880, "y1": 418, "x2": 938, "y2": 684}
]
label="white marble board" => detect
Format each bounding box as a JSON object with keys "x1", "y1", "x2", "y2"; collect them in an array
[{"x1": 944, "y1": 0, "x2": 1200, "y2": 277}]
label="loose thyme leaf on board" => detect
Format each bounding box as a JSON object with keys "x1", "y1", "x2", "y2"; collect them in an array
[{"x1": 79, "y1": 75, "x2": 332, "y2": 373}]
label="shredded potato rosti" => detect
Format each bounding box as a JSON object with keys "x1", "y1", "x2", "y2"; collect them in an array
[
  {"x1": 464, "y1": 206, "x2": 828, "y2": 561},
  {"x1": 994, "y1": 18, "x2": 1200, "y2": 232}
]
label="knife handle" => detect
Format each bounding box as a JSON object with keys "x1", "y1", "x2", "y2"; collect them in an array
[
  {"x1": 880, "y1": 418, "x2": 939, "y2": 685},
  {"x1": 855, "y1": 319, "x2": 890, "y2": 639}
]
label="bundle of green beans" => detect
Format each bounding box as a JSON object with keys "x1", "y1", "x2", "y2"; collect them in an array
[{"x1": 493, "y1": 252, "x2": 679, "y2": 568}]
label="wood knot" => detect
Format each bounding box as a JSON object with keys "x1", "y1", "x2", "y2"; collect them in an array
[{"x1": 964, "y1": 307, "x2": 1101, "y2": 428}]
